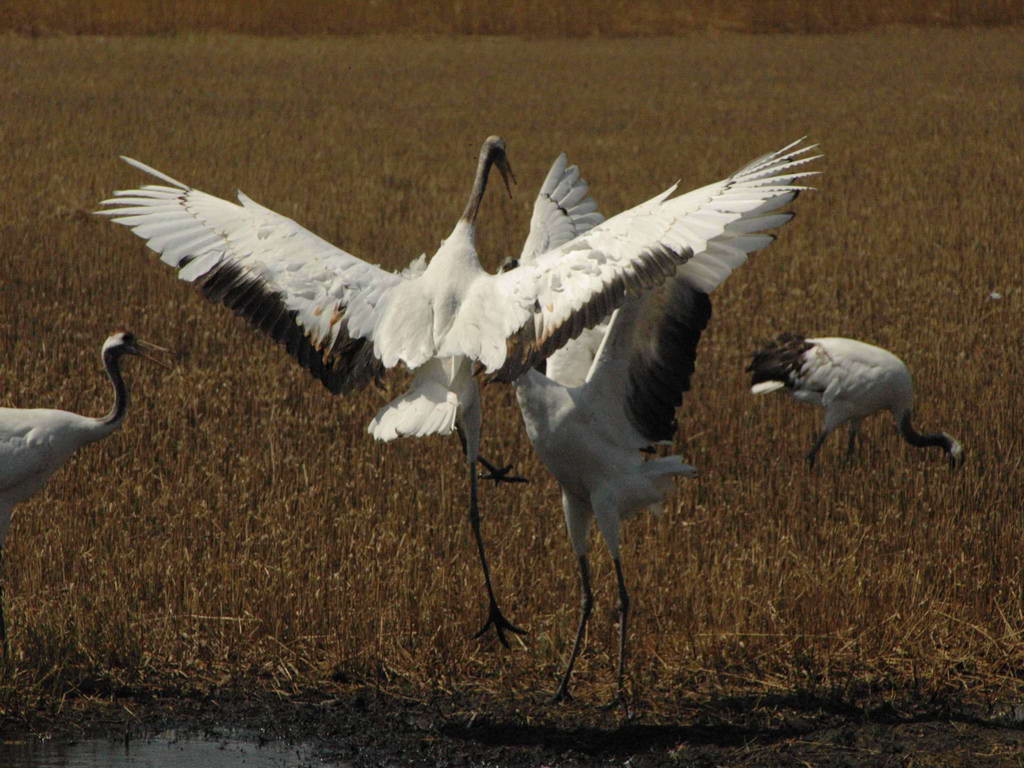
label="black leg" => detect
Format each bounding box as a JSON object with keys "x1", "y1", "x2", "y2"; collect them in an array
[
  {"x1": 468, "y1": 462, "x2": 527, "y2": 647},
  {"x1": 0, "y1": 550, "x2": 8, "y2": 660},
  {"x1": 846, "y1": 420, "x2": 861, "y2": 459},
  {"x1": 552, "y1": 555, "x2": 593, "y2": 703},
  {"x1": 806, "y1": 429, "x2": 831, "y2": 468},
  {"x1": 600, "y1": 557, "x2": 631, "y2": 712}
]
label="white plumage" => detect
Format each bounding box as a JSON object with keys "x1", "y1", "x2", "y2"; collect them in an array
[
  {"x1": 511, "y1": 140, "x2": 819, "y2": 705},
  {"x1": 0, "y1": 330, "x2": 167, "y2": 652},
  {"x1": 98, "y1": 136, "x2": 817, "y2": 645},
  {"x1": 748, "y1": 335, "x2": 964, "y2": 468}
]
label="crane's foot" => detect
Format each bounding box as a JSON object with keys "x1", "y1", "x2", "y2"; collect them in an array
[
  {"x1": 598, "y1": 692, "x2": 637, "y2": 719},
  {"x1": 550, "y1": 685, "x2": 573, "y2": 704},
  {"x1": 473, "y1": 599, "x2": 527, "y2": 648},
  {"x1": 478, "y1": 456, "x2": 528, "y2": 484}
]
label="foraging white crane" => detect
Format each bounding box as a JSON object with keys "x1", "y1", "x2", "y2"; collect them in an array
[
  {"x1": 97, "y1": 136, "x2": 719, "y2": 645},
  {"x1": 747, "y1": 334, "x2": 965, "y2": 468},
  {"x1": 510, "y1": 140, "x2": 819, "y2": 705},
  {"x1": 0, "y1": 330, "x2": 168, "y2": 653}
]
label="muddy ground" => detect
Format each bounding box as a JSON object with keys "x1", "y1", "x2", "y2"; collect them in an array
[{"x1": 4, "y1": 683, "x2": 1024, "y2": 767}]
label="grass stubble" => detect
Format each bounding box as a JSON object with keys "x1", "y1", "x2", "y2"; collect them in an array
[
  {"x1": 3, "y1": 0, "x2": 1023, "y2": 36},
  {"x1": 0, "y1": 23, "x2": 1022, "y2": 753}
]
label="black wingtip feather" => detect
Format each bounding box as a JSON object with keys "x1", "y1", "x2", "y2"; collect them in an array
[
  {"x1": 626, "y1": 283, "x2": 712, "y2": 443},
  {"x1": 192, "y1": 259, "x2": 383, "y2": 395},
  {"x1": 747, "y1": 332, "x2": 812, "y2": 389}
]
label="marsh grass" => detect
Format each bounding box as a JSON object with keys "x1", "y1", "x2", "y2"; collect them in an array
[{"x1": 0, "y1": 28, "x2": 1021, "y2": 717}]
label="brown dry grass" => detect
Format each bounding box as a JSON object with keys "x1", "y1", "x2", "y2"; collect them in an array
[
  {"x1": 3, "y1": 0, "x2": 1023, "y2": 36},
  {"x1": 0, "y1": 27, "x2": 1022, "y2": 721}
]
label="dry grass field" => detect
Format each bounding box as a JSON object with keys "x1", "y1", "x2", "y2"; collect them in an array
[
  {"x1": 0, "y1": 24, "x2": 1023, "y2": 762},
  {"x1": 4, "y1": 0, "x2": 1023, "y2": 36}
]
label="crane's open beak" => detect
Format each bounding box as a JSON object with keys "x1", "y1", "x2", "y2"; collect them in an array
[
  {"x1": 495, "y1": 154, "x2": 516, "y2": 199},
  {"x1": 132, "y1": 338, "x2": 174, "y2": 369}
]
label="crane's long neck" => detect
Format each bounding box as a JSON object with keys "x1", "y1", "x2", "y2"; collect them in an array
[
  {"x1": 898, "y1": 411, "x2": 961, "y2": 463},
  {"x1": 98, "y1": 348, "x2": 130, "y2": 429},
  {"x1": 460, "y1": 144, "x2": 499, "y2": 227}
]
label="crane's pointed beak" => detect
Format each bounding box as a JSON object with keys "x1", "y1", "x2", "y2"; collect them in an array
[
  {"x1": 132, "y1": 338, "x2": 174, "y2": 369},
  {"x1": 949, "y1": 449, "x2": 965, "y2": 471},
  {"x1": 496, "y1": 155, "x2": 516, "y2": 199}
]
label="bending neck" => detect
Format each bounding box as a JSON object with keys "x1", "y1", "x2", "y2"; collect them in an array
[
  {"x1": 898, "y1": 411, "x2": 952, "y2": 453},
  {"x1": 99, "y1": 349, "x2": 129, "y2": 429}
]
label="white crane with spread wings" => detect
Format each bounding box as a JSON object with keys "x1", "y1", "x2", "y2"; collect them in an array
[{"x1": 99, "y1": 136, "x2": 815, "y2": 646}]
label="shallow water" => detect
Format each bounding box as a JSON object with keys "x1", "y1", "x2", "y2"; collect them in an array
[{"x1": 0, "y1": 730, "x2": 325, "y2": 767}]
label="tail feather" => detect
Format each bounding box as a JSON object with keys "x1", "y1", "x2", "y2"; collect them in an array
[
  {"x1": 368, "y1": 383, "x2": 459, "y2": 442},
  {"x1": 640, "y1": 455, "x2": 698, "y2": 481},
  {"x1": 638, "y1": 456, "x2": 698, "y2": 516},
  {"x1": 751, "y1": 380, "x2": 786, "y2": 395},
  {"x1": 747, "y1": 332, "x2": 812, "y2": 392},
  {"x1": 593, "y1": 455, "x2": 697, "y2": 524}
]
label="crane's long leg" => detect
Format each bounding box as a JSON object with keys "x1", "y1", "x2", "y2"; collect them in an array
[
  {"x1": 0, "y1": 551, "x2": 8, "y2": 659},
  {"x1": 552, "y1": 555, "x2": 593, "y2": 703},
  {"x1": 805, "y1": 427, "x2": 833, "y2": 468},
  {"x1": 846, "y1": 419, "x2": 862, "y2": 459},
  {"x1": 468, "y1": 462, "x2": 527, "y2": 647},
  {"x1": 0, "y1": 593, "x2": 6, "y2": 660},
  {"x1": 599, "y1": 556, "x2": 631, "y2": 711}
]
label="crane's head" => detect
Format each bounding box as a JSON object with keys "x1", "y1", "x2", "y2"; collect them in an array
[
  {"x1": 460, "y1": 136, "x2": 517, "y2": 226},
  {"x1": 482, "y1": 135, "x2": 515, "y2": 198},
  {"x1": 103, "y1": 330, "x2": 173, "y2": 368}
]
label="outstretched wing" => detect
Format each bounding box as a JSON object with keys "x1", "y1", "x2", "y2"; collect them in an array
[
  {"x1": 580, "y1": 139, "x2": 819, "y2": 444},
  {"x1": 519, "y1": 152, "x2": 606, "y2": 266},
  {"x1": 97, "y1": 158, "x2": 405, "y2": 394},
  {"x1": 481, "y1": 137, "x2": 819, "y2": 382},
  {"x1": 506, "y1": 152, "x2": 609, "y2": 386},
  {"x1": 583, "y1": 281, "x2": 712, "y2": 448}
]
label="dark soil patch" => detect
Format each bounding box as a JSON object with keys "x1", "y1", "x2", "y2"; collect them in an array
[{"x1": 4, "y1": 684, "x2": 1024, "y2": 766}]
